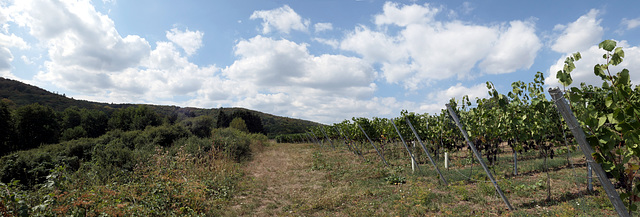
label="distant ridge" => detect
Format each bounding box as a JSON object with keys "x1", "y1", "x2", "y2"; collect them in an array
[{"x1": 0, "y1": 77, "x2": 321, "y2": 136}]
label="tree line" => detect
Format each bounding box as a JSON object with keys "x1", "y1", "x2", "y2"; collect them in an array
[{"x1": 0, "y1": 102, "x2": 265, "y2": 156}]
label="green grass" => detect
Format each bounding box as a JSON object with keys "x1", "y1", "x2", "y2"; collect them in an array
[{"x1": 238, "y1": 141, "x2": 618, "y2": 216}]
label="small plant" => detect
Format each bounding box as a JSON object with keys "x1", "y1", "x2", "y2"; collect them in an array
[
  {"x1": 311, "y1": 151, "x2": 328, "y2": 170},
  {"x1": 384, "y1": 174, "x2": 406, "y2": 185}
]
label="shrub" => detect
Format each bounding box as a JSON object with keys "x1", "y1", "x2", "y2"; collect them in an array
[
  {"x1": 142, "y1": 124, "x2": 191, "y2": 147},
  {"x1": 0, "y1": 138, "x2": 96, "y2": 189},
  {"x1": 174, "y1": 136, "x2": 214, "y2": 157},
  {"x1": 60, "y1": 126, "x2": 88, "y2": 141},
  {"x1": 90, "y1": 140, "x2": 135, "y2": 183},
  {"x1": 229, "y1": 117, "x2": 248, "y2": 132},
  {"x1": 211, "y1": 128, "x2": 252, "y2": 162},
  {"x1": 181, "y1": 115, "x2": 215, "y2": 138}
]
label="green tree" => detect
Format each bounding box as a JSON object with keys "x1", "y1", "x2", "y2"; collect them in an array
[
  {"x1": 80, "y1": 108, "x2": 108, "y2": 138},
  {"x1": 60, "y1": 126, "x2": 88, "y2": 141},
  {"x1": 229, "y1": 117, "x2": 248, "y2": 132},
  {"x1": 216, "y1": 109, "x2": 264, "y2": 134},
  {"x1": 61, "y1": 106, "x2": 81, "y2": 129},
  {"x1": 108, "y1": 105, "x2": 161, "y2": 131},
  {"x1": 182, "y1": 115, "x2": 215, "y2": 138},
  {"x1": 0, "y1": 101, "x2": 14, "y2": 155},
  {"x1": 14, "y1": 103, "x2": 59, "y2": 150}
]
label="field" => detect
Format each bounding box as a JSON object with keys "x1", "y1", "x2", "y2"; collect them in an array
[{"x1": 220, "y1": 141, "x2": 616, "y2": 216}]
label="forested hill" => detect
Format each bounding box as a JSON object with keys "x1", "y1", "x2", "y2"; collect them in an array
[{"x1": 0, "y1": 77, "x2": 321, "y2": 136}]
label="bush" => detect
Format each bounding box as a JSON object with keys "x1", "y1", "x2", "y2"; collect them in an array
[
  {"x1": 60, "y1": 126, "x2": 88, "y2": 141},
  {"x1": 90, "y1": 140, "x2": 135, "y2": 183},
  {"x1": 181, "y1": 115, "x2": 215, "y2": 138},
  {"x1": 142, "y1": 124, "x2": 191, "y2": 147},
  {"x1": 211, "y1": 128, "x2": 252, "y2": 162},
  {"x1": 0, "y1": 138, "x2": 96, "y2": 189},
  {"x1": 173, "y1": 136, "x2": 214, "y2": 157}
]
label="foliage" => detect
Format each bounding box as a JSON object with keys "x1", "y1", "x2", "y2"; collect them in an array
[
  {"x1": 78, "y1": 108, "x2": 109, "y2": 138},
  {"x1": 60, "y1": 126, "x2": 88, "y2": 141},
  {"x1": 0, "y1": 101, "x2": 14, "y2": 155},
  {"x1": 14, "y1": 103, "x2": 60, "y2": 150},
  {"x1": 181, "y1": 115, "x2": 215, "y2": 138},
  {"x1": 229, "y1": 117, "x2": 248, "y2": 132},
  {"x1": 216, "y1": 109, "x2": 265, "y2": 134},
  {"x1": 211, "y1": 128, "x2": 254, "y2": 162},
  {"x1": 108, "y1": 105, "x2": 162, "y2": 131},
  {"x1": 560, "y1": 40, "x2": 640, "y2": 212}
]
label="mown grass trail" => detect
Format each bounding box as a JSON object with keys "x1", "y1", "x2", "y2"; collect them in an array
[{"x1": 222, "y1": 142, "x2": 617, "y2": 216}]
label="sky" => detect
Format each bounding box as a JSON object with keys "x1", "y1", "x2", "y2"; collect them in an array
[{"x1": 1, "y1": 0, "x2": 640, "y2": 124}]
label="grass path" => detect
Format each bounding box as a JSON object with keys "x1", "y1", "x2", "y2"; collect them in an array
[
  {"x1": 224, "y1": 142, "x2": 328, "y2": 216},
  {"x1": 221, "y1": 142, "x2": 618, "y2": 216}
]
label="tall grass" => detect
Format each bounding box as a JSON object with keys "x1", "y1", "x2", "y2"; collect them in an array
[{"x1": 0, "y1": 125, "x2": 268, "y2": 216}]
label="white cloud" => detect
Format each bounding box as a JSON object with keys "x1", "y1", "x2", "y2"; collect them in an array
[
  {"x1": 480, "y1": 20, "x2": 542, "y2": 74},
  {"x1": 20, "y1": 55, "x2": 34, "y2": 64},
  {"x1": 225, "y1": 35, "x2": 375, "y2": 95},
  {"x1": 340, "y1": 25, "x2": 406, "y2": 64},
  {"x1": 341, "y1": 2, "x2": 541, "y2": 90},
  {"x1": 214, "y1": 35, "x2": 387, "y2": 123},
  {"x1": 418, "y1": 83, "x2": 489, "y2": 114},
  {"x1": 622, "y1": 17, "x2": 640, "y2": 30},
  {"x1": 312, "y1": 37, "x2": 339, "y2": 49},
  {"x1": 460, "y1": 2, "x2": 474, "y2": 15},
  {"x1": 0, "y1": 47, "x2": 13, "y2": 71},
  {"x1": 314, "y1": 22, "x2": 333, "y2": 32},
  {"x1": 1, "y1": 0, "x2": 221, "y2": 105},
  {"x1": 11, "y1": 0, "x2": 151, "y2": 72},
  {"x1": 374, "y1": 2, "x2": 439, "y2": 27},
  {"x1": 250, "y1": 5, "x2": 309, "y2": 34},
  {"x1": 546, "y1": 40, "x2": 640, "y2": 88},
  {"x1": 166, "y1": 28, "x2": 204, "y2": 56},
  {"x1": 0, "y1": 33, "x2": 28, "y2": 49},
  {"x1": 551, "y1": 9, "x2": 603, "y2": 53}
]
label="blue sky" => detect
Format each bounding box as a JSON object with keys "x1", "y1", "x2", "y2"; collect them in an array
[{"x1": 1, "y1": 0, "x2": 640, "y2": 124}]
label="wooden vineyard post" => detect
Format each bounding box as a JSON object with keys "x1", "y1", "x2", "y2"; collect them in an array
[
  {"x1": 405, "y1": 117, "x2": 448, "y2": 185},
  {"x1": 358, "y1": 124, "x2": 389, "y2": 167},
  {"x1": 305, "y1": 133, "x2": 313, "y2": 144},
  {"x1": 513, "y1": 152, "x2": 518, "y2": 176},
  {"x1": 320, "y1": 127, "x2": 335, "y2": 150},
  {"x1": 588, "y1": 164, "x2": 593, "y2": 192},
  {"x1": 305, "y1": 132, "x2": 317, "y2": 145},
  {"x1": 549, "y1": 87, "x2": 629, "y2": 217},
  {"x1": 336, "y1": 127, "x2": 367, "y2": 162},
  {"x1": 446, "y1": 104, "x2": 514, "y2": 211},
  {"x1": 310, "y1": 131, "x2": 322, "y2": 147},
  {"x1": 333, "y1": 127, "x2": 353, "y2": 152},
  {"x1": 389, "y1": 120, "x2": 422, "y2": 173}
]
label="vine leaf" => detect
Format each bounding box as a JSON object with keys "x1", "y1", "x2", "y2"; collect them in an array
[{"x1": 599, "y1": 39, "x2": 617, "y2": 52}]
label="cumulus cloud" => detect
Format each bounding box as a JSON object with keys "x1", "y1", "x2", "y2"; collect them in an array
[
  {"x1": 480, "y1": 20, "x2": 542, "y2": 74},
  {"x1": 342, "y1": 2, "x2": 541, "y2": 89},
  {"x1": 546, "y1": 40, "x2": 640, "y2": 88},
  {"x1": 374, "y1": 2, "x2": 439, "y2": 26},
  {"x1": 551, "y1": 9, "x2": 603, "y2": 53},
  {"x1": 1, "y1": 0, "x2": 222, "y2": 104},
  {"x1": 214, "y1": 35, "x2": 390, "y2": 123},
  {"x1": 314, "y1": 22, "x2": 333, "y2": 32},
  {"x1": 622, "y1": 17, "x2": 640, "y2": 30},
  {"x1": 250, "y1": 5, "x2": 309, "y2": 34},
  {"x1": 0, "y1": 33, "x2": 29, "y2": 49},
  {"x1": 11, "y1": 0, "x2": 151, "y2": 72},
  {"x1": 225, "y1": 35, "x2": 376, "y2": 96},
  {"x1": 418, "y1": 83, "x2": 489, "y2": 114},
  {"x1": 0, "y1": 47, "x2": 13, "y2": 71},
  {"x1": 312, "y1": 37, "x2": 339, "y2": 49},
  {"x1": 166, "y1": 28, "x2": 204, "y2": 56}
]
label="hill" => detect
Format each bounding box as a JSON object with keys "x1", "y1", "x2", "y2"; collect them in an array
[{"x1": 0, "y1": 77, "x2": 321, "y2": 136}]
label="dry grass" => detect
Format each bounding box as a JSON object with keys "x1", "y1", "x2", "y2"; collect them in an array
[{"x1": 221, "y1": 141, "x2": 619, "y2": 216}]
